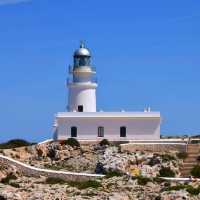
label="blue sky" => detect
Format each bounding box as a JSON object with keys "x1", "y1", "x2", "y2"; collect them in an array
[{"x1": 0, "y1": 0, "x2": 200, "y2": 142}]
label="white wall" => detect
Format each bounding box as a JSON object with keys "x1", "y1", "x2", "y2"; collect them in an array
[
  {"x1": 68, "y1": 86, "x2": 96, "y2": 112},
  {"x1": 55, "y1": 117, "x2": 160, "y2": 140}
]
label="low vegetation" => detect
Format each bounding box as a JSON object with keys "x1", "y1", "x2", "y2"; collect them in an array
[
  {"x1": 45, "y1": 177, "x2": 101, "y2": 189},
  {"x1": 148, "y1": 156, "x2": 160, "y2": 166},
  {"x1": 0, "y1": 139, "x2": 33, "y2": 149},
  {"x1": 67, "y1": 180, "x2": 101, "y2": 189},
  {"x1": 160, "y1": 154, "x2": 176, "y2": 162},
  {"x1": 63, "y1": 138, "x2": 80, "y2": 148},
  {"x1": 9, "y1": 182, "x2": 20, "y2": 188},
  {"x1": 105, "y1": 170, "x2": 123, "y2": 178},
  {"x1": 191, "y1": 165, "x2": 200, "y2": 178},
  {"x1": 159, "y1": 167, "x2": 175, "y2": 177},
  {"x1": 165, "y1": 184, "x2": 200, "y2": 196},
  {"x1": 190, "y1": 140, "x2": 200, "y2": 144},
  {"x1": 44, "y1": 164, "x2": 63, "y2": 170},
  {"x1": 176, "y1": 152, "x2": 188, "y2": 159},
  {"x1": 99, "y1": 139, "x2": 110, "y2": 146},
  {"x1": 45, "y1": 177, "x2": 66, "y2": 184},
  {"x1": 1, "y1": 173, "x2": 17, "y2": 184},
  {"x1": 137, "y1": 176, "x2": 151, "y2": 185}
]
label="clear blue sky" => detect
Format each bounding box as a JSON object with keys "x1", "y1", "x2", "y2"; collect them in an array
[{"x1": 0, "y1": 0, "x2": 200, "y2": 142}]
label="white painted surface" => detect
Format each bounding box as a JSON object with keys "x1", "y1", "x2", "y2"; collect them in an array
[
  {"x1": 38, "y1": 139, "x2": 53, "y2": 145},
  {"x1": 68, "y1": 84, "x2": 97, "y2": 112},
  {"x1": 56, "y1": 112, "x2": 160, "y2": 118},
  {"x1": 121, "y1": 143, "x2": 186, "y2": 145},
  {"x1": 54, "y1": 112, "x2": 161, "y2": 140}
]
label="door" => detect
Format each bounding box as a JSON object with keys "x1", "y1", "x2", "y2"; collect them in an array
[{"x1": 71, "y1": 126, "x2": 77, "y2": 137}]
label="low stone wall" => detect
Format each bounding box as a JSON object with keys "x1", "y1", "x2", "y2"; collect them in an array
[
  {"x1": 120, "y1": 143, "x2": 187, "y2": 153},
  {"x1": 0, "y1": 155, "x2": 104, "y2": 181}
]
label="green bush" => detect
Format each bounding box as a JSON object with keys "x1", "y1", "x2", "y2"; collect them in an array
[
  {"x1": 0, "y1": 139, "x2": 31, "y2": 149},
  {"x1": 191, "y1": 165, "x2": 200, "y2": 178},
  {"x1": 99, "y1": 139, "x2": 110, "y2": 146},
  {"x1": 10, "y1": 182, "x2": 20, "y2": 188},
  {"x1": 186, "y1": 185, "x2": 200, "y2": 196},
  {"x1": 137, "y1": 176, "x2": 151, "y2": 185},
  {"x1": 159, "y1": 167, "x2": 175, "y2": 177},
  {"x1": 165, "y1": 184, "x2": 185, "y2": 191},
  {"x1": 161, "y1": 154, "x2": 176, "y2": 162},
  {"x1": 105, "y1": 170, "x2": 123, "y2": 178},
  {"x1": 176, "y1": 152, "x2": 188, "y2": 160},
  {"x1": 46, "y1": 177, "x2": 66, "y2": 184},
  {"x1": 148, "y1": 157, "x2": 160, "y2": 166},
  {"x1": 165, "y1": 184, "x2": 200, "y2": 196},
  {"x1": 1, "y1": 174, "x2": 17, "y2": 184},
  {"x1": 191, "y1": 140, "x2": 200, "y2": 144},
  {"x1": 64, "y1": 138, "x2": 80, "y2": 148},
  {"x1": 67, "y1": 180, "x2": 101, "y2": 189}
]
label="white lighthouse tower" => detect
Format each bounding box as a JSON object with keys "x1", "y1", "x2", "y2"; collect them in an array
[{"x1": 67, "y1": 42, "x2": 97, "y2": 112}]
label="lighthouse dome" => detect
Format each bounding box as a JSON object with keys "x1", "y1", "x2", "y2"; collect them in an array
[{"x1": 74, "y1": 43, "x2": 91, "y2": 57}]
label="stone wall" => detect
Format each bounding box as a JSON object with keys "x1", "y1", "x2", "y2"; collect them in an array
[
  {"x1": 0, "y1": 155, "x2": 104, "y2": 181},
  {"x1": 120, "y1": 143, "x2": 187, "y2": 153}
]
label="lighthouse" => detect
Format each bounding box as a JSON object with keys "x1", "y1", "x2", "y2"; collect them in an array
[
  {"x1": 54, "y1": 43, "x2": 161, "y2": 141},
  {"x1": 67, "y1": 42, "x2": 97, "y2": 112}
]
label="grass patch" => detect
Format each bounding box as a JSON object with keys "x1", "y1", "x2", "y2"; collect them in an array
[{"x1": 67, "y1": 180, "x2": 101, "y2": 189}]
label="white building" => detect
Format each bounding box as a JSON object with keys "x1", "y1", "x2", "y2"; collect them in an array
[{"x1": 53, "y1": 43, "x2": 161, "y2": 141}]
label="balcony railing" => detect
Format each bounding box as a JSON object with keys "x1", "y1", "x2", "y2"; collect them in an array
[
  {"x1": 67, "y1": 77, "x2": 98, "y2": 85},
  {"x1": 68, "y1": 65, "x2": 96, "y2": 74}
]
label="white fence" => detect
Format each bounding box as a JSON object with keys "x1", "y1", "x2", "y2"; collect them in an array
[{"x1": 0, "y1": 154, "x2": 104, "y2": 181}]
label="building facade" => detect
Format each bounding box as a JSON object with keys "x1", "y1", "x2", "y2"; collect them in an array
[{"x1": 53, "y1": 43, "x2": 161, "y2": 141}]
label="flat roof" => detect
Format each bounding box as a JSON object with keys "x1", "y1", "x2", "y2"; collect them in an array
[{"x1": 56, "y1": 112, "x2": 160, "y2": 118}]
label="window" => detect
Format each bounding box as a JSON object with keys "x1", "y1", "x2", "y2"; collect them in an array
[
  {"x1": 120, "y1": 126, "x2": 126, "y2": 137},
  {"x1": 71, "y1": 126, "x2": 77, "y2": 137},
  {"x1": 98, "y1": 127, "x2": 104, "y2": 137},
  {"x1": 78, "y1": 105, "x2": 83, "y2": 112}
]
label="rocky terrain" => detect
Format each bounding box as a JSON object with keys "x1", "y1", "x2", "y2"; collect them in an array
[{"x1": 0, "y1": 140, "x2": 200, "y2": 200}]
